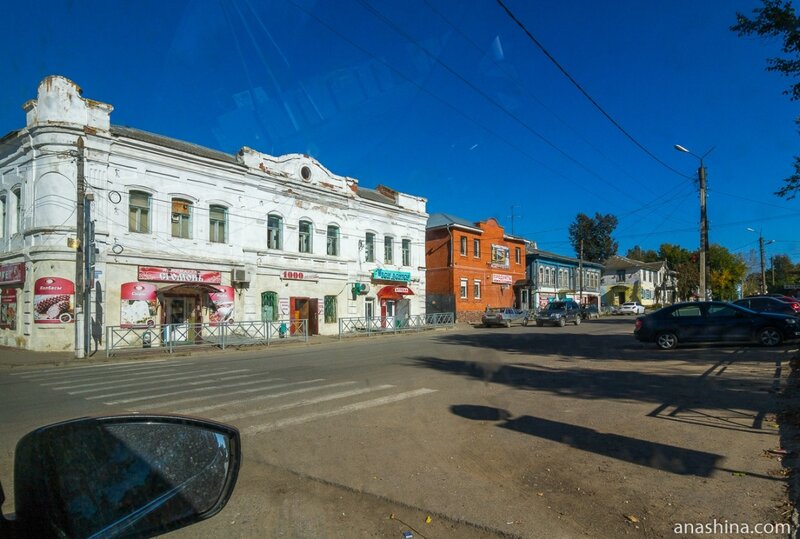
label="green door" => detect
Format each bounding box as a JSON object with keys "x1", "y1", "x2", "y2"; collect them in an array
[{"x1": 261, "y1": 291, "x2": 277, "y2": 322}]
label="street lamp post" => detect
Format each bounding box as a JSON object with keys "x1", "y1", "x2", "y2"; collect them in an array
[{"x1": 674, "y1": 144, "x2": 715, "y2": 300}]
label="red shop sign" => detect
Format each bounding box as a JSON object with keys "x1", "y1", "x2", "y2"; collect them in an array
[
  {"x1": 281, "y1": 271, "x2": 319, "y2": 281},
  {"x1": 0, "y1": 262, "x2": 25, "y2": 285},
  {"x1": 138, "y1": 266, "x2": 222, "y2": 284}
]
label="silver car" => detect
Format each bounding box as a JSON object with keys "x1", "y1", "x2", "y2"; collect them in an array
[{"x1": 481, "y1": 308, "x2": 527, "y2": 328}]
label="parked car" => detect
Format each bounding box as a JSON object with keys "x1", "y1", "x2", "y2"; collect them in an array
[
  {"x1": 619, "y1": 302, "x2": 646, "y2": 315},
  {"x1": 481, "y1": 307, "x2": 527, "y2": 327},
  {"x1": 580, "y1": 305, "x2": 600, "y2": 319},
  {"x1": 634, "y1": 301, "x2": 800, "y2": 350},
  {"x1": 733, "y1": 296, "x2": 799, "y2": 317},
  {"x1": 760, "y1": 294, "x2": 800, "y2": 314},
  {"x1": 534, "y1": 301, "x2": 581, "y2": 327}
]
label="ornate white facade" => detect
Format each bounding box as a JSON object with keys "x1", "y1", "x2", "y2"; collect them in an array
[{"x1": 0, "y1": 76, "x2": 427, "y2": 350}]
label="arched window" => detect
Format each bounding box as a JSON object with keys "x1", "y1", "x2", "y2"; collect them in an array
[
  {"x1": 209, "y1": 205, "x2": 227, "y2": 243},
  {"x1": 327, "y1": 225, "x2": 340, "y2": 256},
  {"x1": 268, "y1": 214, "x2": 283, "y2": 250},
  {"x1": 299, "y1": 220, "x2": 312, "y2": 253},
  {"x1": 171, "y1": 198, "x2": 192, "y2": 239},
  {"x1": 129, "y1": 191, "x2": 151, "y2": 233}
]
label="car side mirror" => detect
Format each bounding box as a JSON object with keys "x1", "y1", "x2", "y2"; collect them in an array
[{"x1": 12, "y1": 415, "x2": 240, "y2": 538}]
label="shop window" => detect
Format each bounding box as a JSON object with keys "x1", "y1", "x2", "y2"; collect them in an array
[
  {"x1": 209, "y1": 205, "x2": 227, "y2": 243},
  {"x1": 299, "y1": 220, "x2": 312, "y2": 253},
  {"x1": 268, "y1": 214, "x2": 283, "y2": 250},
  {"x1": 327, "y1": 225, "x2": 339, "y2": 256},
  {"x1": 129, "y1": 191, "x2": 151, "y2": 234},
  {"x1": 384, "y1": 236, "x2": 394, "y2": 264},
  {"x1": 401, "y1": 239, "x2": 410, "y2": 266},
  {"x1": 261, "y1": 291, "x2": 278, "y2": 322},
  {"x1": 12, "y1": 186, "x2": 21, "y2": 235},
  {"x1": 324, "y1": 295, "x2": 337, "y2": 323},
  {"x1": 460, "y1": 278, "x2": 468, "y2": 299},
  {"x1": 460, "y1": 236, "x2": 467, "y2": 256},
  {"x1": 473, "y1": 239, "x2": 481, "y2": 258},
  {"x1": 365, "y1": 232, "x2": 375, "y2": 262},
  {"x1": 171, "y1": 198, "x2": 192, "y2": 239},
  {"x1": 473, "y1": 279, "x2": 481, "y2": 299}
]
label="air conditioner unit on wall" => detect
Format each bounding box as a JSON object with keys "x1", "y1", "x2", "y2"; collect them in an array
[{"x1": 232, "y1": 269, "x2": 250, "y2": 283}]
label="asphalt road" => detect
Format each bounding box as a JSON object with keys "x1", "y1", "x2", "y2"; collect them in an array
[{"x1": 0, "y1": 318, "x2": 795, "y2": 538}]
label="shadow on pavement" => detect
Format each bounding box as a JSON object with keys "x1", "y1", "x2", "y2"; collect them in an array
[{"x1": 450, "y1": 404, "x2": 722, "y2": 476}]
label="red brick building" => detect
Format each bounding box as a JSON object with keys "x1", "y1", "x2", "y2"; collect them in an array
[{"x1": 426, "y1": 214, "x2": 528, "y2": 323}]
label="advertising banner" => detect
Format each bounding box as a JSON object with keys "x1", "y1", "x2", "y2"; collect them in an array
[
  {"x1": 0, "y1": 288, "x2": 17, "y2": 329},
  {"x1": 491, "y1": 245, "x2": 510, "y2": 269},
  {"x1": 138, "y1": 266, "x2": 222, "y2": 284},
  {"x1": 0, "y1": 262, "x2": 25, "y2": 285},
  {"x1": 120, "y1": 283, "x2": 158, "y2": 328},
  {"x1": 34, "y1": 277, "x2": 75, "y2": 324},
  {"x1": 208, "y1": 285, "x2": 235, "y2": 326}
]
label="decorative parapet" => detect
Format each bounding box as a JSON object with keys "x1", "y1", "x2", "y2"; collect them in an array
[{"x1": 23, "y1": 75, "x2": 113, "y2": 131}]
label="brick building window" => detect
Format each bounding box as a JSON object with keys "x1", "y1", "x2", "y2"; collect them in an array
[
  {"x1": 460, "y1": 278, "x2": 468, "y2": 299},
  {"x1": 474, "y1": 239, "x2": 481, "y2": 258},
  {"x1": 460, "y1": 236, "x2": 467, "y2": 256}
]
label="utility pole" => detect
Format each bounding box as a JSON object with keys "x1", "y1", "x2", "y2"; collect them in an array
[
  {"x1": 674, "y1": 144, "x2": 714, "y2": 300},
  {"x1": 698, "y1": 163, "x2": 708, "y2": 300},
  {"x1": 84, "y1": 194, "x2": 95, "y2": 357},
  {"x1": 75, "y1": 137, "x2": 85, "y2": 359}
]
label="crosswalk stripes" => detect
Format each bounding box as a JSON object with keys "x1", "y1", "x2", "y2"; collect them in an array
[{"x1": 11, "y1": 362, "x2": 438, "y2": 434}]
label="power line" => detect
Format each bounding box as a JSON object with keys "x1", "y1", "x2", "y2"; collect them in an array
[{"x1": 495, "y1": 0, "x2": 692, "y2": 181}]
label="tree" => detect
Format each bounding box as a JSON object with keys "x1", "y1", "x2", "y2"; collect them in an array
[
  {"x1": 732, "y1": 1, "x2": 800, "y2": 198},
  {"x1": 658, "y1": 243, "x2": 697, "y2": 300},
  {"x1": 707, "y1": 244, "x2": 748, "y2": 300},
  {"x1": 625, "y1": 245, "x2": 660, "y2": 262},
  {"x1": 568, "y1": 213, "x2": 618, "y2": 263},
  {"x1": 767, "y1": 253, "x2": 800, "y2": 290}
]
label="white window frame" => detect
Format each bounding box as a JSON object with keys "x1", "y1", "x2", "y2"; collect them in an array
[
  {"x1": 473, "y1": 279, "x2": 481, "y2": 299},
  {"x1": 299, "y1": 219, "x2": 313, "y2": 253},
  {"x1": 460, "y1": 278, "x2": 468, "y2": 299},
  {"x1": 268, "y1": 214, "x2": 283, "y2": 250}
]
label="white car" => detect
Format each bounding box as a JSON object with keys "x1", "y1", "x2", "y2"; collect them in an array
[{"x1": 619, "y1": 302, "x2": 645, "y2": 315}]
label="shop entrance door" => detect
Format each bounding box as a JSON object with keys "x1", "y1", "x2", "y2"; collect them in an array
[
  {"x1": 166, "y1": 298, "x2": 190, "y2": 342},
  {"x1": 291, "y1": 297, "x2": 318, "y2": 335},
  {"x1": 383, "y1": 300, "x2": 395, "y2": 328},
  {"x1": 396, "y1": 299, "x2": 410, "y2": 327}
]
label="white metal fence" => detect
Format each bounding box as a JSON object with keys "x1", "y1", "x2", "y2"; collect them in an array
[
  {"x1": 338, "y1": 312, "x2": 454, "y2": 339},
  {"x1": 105, "y1": 319, "x2": 308, "y2": 357}
]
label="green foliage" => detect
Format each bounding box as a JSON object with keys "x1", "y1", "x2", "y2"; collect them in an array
[
  {"x1": 625, "y1": 246, "x2": 660, "y2": 262},
  {"x1": 767, "y1": 254, "x2": 800, "y2": 290},
  {"x1": 569, "y1": 212, "x2": 618, "y2": 263},
  {"x1": 732, "y1": 1, "x2": 800, "y2": 199},
  {"x1": 708, "y1": 244, "x2": 748, "y2": 300}
]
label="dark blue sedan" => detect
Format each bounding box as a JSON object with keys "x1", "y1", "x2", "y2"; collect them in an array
[{"x1": 634, "y1": 301, "x2": 800, "y2": 350}]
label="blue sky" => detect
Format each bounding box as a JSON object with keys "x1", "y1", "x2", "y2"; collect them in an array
[{"x1": 2, "y1": 0, "x2": 800, "y2": 267}]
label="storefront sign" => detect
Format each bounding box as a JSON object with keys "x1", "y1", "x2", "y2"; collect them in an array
[
  {"x1": 492, "y1": 274, "x2": 513, "y2": 284},
  {"x1": 490, "y1": 245, "x2": 510, "y2": 269},
  {"x1": 281, "y1": 270, "x2": 320, "y2": 281},
  {"x1": 34, "y1": 277, "x2": 75, "y2": 324},
  {"x1": 120, "y1": 283, "x2": 158, "y2": 328},
  {"x1": 138, "y1": 266, "x2": 222, "y2": 284},
  {"x1": 0, "y1": 288, "x2": 17, "y2": 329},
  {"x1": 279, "y1": 298, "x2": 290, "y2": 316},
  {"x1": 372, "y1": 269, "x2": 411, "y2": 282},
  {"x1": 208, "y1": 285, "x2": 235, "y2": 326},
  {"x1": 0, "y1": 262, "x2": 25, "y2": 285}
]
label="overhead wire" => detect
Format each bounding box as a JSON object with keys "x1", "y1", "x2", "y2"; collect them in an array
[{"x1": 494, "y1": 0, "x2": 693, "y2": 181}]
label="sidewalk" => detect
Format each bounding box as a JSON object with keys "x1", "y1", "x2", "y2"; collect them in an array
[{"x1": 0, "y1": 335, "x2": 340, "y2": 370}]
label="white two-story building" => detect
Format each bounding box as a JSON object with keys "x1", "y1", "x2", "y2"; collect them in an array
[
  {"x1": 0, "y1": 76, "x2": 427, "y2": 351},
  {"x1": 600, "y1": 255, "x2": 678, "y2": 307}
]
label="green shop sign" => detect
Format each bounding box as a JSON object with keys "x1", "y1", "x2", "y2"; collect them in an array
[{"x1": 372, "y1": 269, "x2": 411, "y2": 282}]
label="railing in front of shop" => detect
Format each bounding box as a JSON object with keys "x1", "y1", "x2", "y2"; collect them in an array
[
  {"x1": 337, "y1": 312, "x2": 454, "y2": 339},
  {"x1": 105, "y1": 319, "x2": 308, "y2": 357}
]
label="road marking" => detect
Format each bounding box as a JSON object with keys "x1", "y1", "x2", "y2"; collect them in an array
[
  {"x1": 42, "y1": 365, "x2": 186, "y2": 387},
  {"x1": 176, "y1": 381, "x2": 356, "y2": 415},
  {"x1": 13, "y1": 360, "x2": 171, "y2": 379},
  {"x1": 215, "y1": 384, "x2": 395, "y2": 422},
  {"x1": 242, "y1": 388, "x2": 438, "y2": 435},
  {"x1": 125, "y1": 379, "x2": 325, "y2": 411},
  {"x1": 64, "y1": 369, "x2": 253, "y2": 394},
  {"x1": 101, "y1": 374, "x2": 286, "y2": 405},
  {"x1": 85, "y1": 370, "x2": 251, "y2": 399}
]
